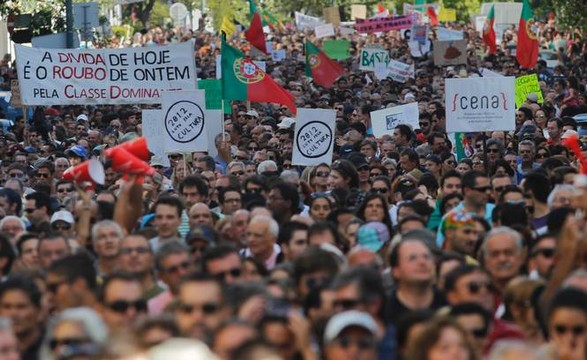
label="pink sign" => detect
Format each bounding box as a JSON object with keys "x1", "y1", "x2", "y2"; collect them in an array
[{"x1": 355, "y1": 15, "x2": 414, "y2": 34}]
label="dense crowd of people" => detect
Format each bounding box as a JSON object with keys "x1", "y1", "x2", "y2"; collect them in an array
[{"x1": 0, "y1": 9, "x2": 585, "y2": 360}]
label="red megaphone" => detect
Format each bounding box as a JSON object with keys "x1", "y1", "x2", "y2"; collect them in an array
[
  {"x1": 105, "y1": 136, "x2": 150, "y2": 161},
  {"x1": 108, "y1": 147, "x2": 156, "y2": 176},
  {"x1": 62, "y1": 157, "x2": 105, "y2": 185}
]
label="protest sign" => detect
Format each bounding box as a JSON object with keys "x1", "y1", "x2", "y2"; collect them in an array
[
  {"x1": 141, "y1": 110, "x2": 170, "y2": 166},
  {"x1": 15, "y1": 42, "x2": 196, "y2": 106},
  {"x1": 323, "y1": 40, "x2": 350, "y2": 60},
  {"x1": 411, "y1": 25, "x2": 428, "y2": 45},
  {"x1": 515, "y1": 74, "x2": 543, "y2": 107},
  {"x1": 387, "y1": 60, "x2": 415, "y2": 83},
  {"x1": 339, "y1": 26, "x2": 355, "y2": 36},
  {"x1": 359, "y1": 47, "x2": 390, "y2": 71},
  {"x1": 436, "y1": 27, "x2": 463, "y2": 40},
  {"x1": 374, "y1": 62, "x2": 388, "y2": 80},
  {"x1": 351, "y1": 5, "x2": 367, "y2": 20},
  {"x1": 294, "y1": 12, "x2": 324, "y2": 30},
  {"x1": 292, "y1": 109, "x2": 335, "y2": 166},
  {"x1": 370, "y1": 102, "x2": 420, "y2": 138},
  {"x1": 315, "y1": 23, "x2": 335, "y2": 38},
  {"x1": 323, "y1": 7, "x2": 341, "y2": 26},
  {"x1": 438, "y1": 8, "x2": 456, "y2": 22},
  {"x1": 162, "y1": 90, "x2": 208, "y2": 153},
  {"x1": 445, "y1": 77, "x2": 516, "y2": 133},
  {"x1": 479, "y1": 68, "x2": 504, "y2": 78},
  {"x1": 408, "y1": 41, "x2": 430, "y2": 57},
  {"x1": 270, "y1": 49, "x2": 286, "y2": 61},
  {"x1": 354, "y1": 15, "x2": 414, "y2": 34},
  {"x1": 433, "y1": 40, "x2": 467, "y2": 66}
]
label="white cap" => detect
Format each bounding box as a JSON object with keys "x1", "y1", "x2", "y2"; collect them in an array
[
  {"x1": 324, "y1": 311, "x2": 378, "y2": 344},
  {"x1": 50, "y1": 210, "x2": 75, "y2": 224},
  {"x1": 76, "y1": 114, "x2": 89, "y2": 122},
  {"x1": 277, "y1": 117, "x2": 295, "y2": 129},
  {"x1": 245, "y1": 110, "x2": 259, "y2": 118}
]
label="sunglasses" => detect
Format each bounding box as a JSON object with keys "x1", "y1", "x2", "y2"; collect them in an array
[
  {"x1": 371, "y1": 187, "x2": 388, "y2": 194},
  {"x1": 473, "y1": 186, "x2": 491, "y2": 192},
  {"x1": 333, "y1": 298, "x2": 360, "y2": 310},
  {"x1": 106, "y1": 299, "x2": 148, "y2": 313},
  {"x1": 49, "y1": 337, "x2": 89, "y2": 350},
  {"x1": 189, "y1": 244, "x2": 208, "y2": 253},
  {"x1": 419, "y1": 122, "x2": 430, "y2": 127},
  {"x1": 282, "y1": 164, "x2": 292, "y2": 169},
  {"x1": 178, "y1": 302, "x2": 220, "y2": 315},
  {"x1": 213, "y1": 267, "x2": 242, "y2": 281},
  {"x1": 466, "y1": 281, "x2": 492, "y2": 294},
  {"x1": 487, "y1": 148, "x2": 500, "y2": 153},
  {"x1": 315, "y1": 171, "x2": 329, "y2": 178},
  {"x1": 532, "y1": 248, "x2": 556, "y2": 258},
  {"x1": 163, "y1": 261, "x2": 191, "y2": 274},
  {"x1": 231, "y1": 171, "x2": 245, "y2": 176},
  {"x1": 471, "y1": 328, "x2": 488, "y2": 339},
  {"x1": 24, "y1": 208, "x2": 35, "y2": 214},
  {"x1": 536, "y1": 153, "x2": 549, "y2": 159},
  {"x1": 334, "y1": 336, "x2": 377, "y2": 350},
  {"x1": 57, "y1": 188, "x2": 73, "y2": 193},
  {"x1": 9, "y1": 173, "x2": 24, "y2": 178},
  {"x1": 554, "y1": 325, "x2": 585, "y2": 336},
  {"x1": 369, "y1": 172, "x2": 382, "y2": 177}
]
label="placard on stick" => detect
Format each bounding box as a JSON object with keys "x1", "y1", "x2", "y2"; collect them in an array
[
  {"x1": 370, "y1": 102, "x2": 420, "y2": 138},
  {"x1": 162, "y1": 90, "x2": 208, "y2": 153},
  {"x1": 292, "y1": 109, "x2": 336, "y2": 166}
]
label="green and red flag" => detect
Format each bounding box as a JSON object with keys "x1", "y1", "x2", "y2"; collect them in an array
[
  {"x1": 516, "y1": 0, "x2": 539, "y2": 68},
  {"x1": 221, "y1": 38, "x2": 296, "y2": 114},
  {"x1": 482, "y1": 5, "x2": 496, "y2": 54},
  {"x1": 245, "y1": 12, "x2": 267, "y2": 53},
  {"x1": 426, "y1": 6, "x2": 438, "y2": 26},
  {"x1": 305, "y1": 41, "x2": 344, "y2": 88}
]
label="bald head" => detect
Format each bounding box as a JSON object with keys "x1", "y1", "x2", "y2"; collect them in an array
[{"x1": 189, "y1": 203, "x2": 213, "y2": 228}]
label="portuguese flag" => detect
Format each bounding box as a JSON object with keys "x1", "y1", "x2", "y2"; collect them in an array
[
  {"x1": 305, "y1": 41, "x2": 344, "y2": 88},
  {"x1": 516, "y1": 0, "x2": 539, "y2": 68},
  {"x1": 221, "y1": 38, "x2": 296, "y2": 113},
  {"x1": 245, "y1": 13, "x2": 267, "y2": 54},
  {"x1": 482, "y1": 5, "x2": 496, "y2": 55}
]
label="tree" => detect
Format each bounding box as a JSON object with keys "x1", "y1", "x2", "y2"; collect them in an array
[
  {"x1": 550, "y1": 0, "x2": 587, "y2": 33},
  {"x1": 132, "y1": 0, "x2": 157, "y2": 28}
]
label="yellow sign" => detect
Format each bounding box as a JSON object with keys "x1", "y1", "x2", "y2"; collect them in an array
[
  {"x1": 515, "y1": 74, "x2": 544, "y2": 108},
  {"x1": 439, "y1": 8, "x2": 456, "y2": 22},
  {"x1": 220, "y1": 17, "x2": 236, "y2": 38}
]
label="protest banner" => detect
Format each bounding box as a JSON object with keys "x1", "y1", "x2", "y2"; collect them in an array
[
  {"x1": 359, "y1": 47, "x2": 390, "y2": 71},
  {"x1": 387, "y1": 59, "x2": 415, "y2": 83},
  {"x1": 294, "y1": 12, "x2": 324, "y2": 30},
  {"x1": 515, "y1": 74, "x2": 543, "y2": 107},
  {"x1": 351, "y1": 5, "x2": 367, "y2": 20},
  {"x1": 323, "y1": 40, "x2": 350, "y2": 60},
  {"x1": 445, "y1": 77, "x2": 516, "y2": 133},
  {"x1": 315, "y1": 23, "x2": 335, "y2": 38},
  {"x1": 370, "y1": 102, "x2": 420, "y2": 138},
  {"x1": 433, "y1": 40, "x2": 467, "y2": 66},
  {"x1": 15, "y1": 42, "x2": 196, "y2": 106},
  {"x1": 292, "y1": 108, "x2": 335, "y2": 166},
  {"x1": 438, "y1": 8, "x2": 456, "y2": 22},
  {"x1": 436, "y1": 27, "x2": 463, "y2": 40},
  {"x1": 162, "y1": 90, "x2": 208, "y2": 153},
  {"x1": 354, "y1": 15, "x2": 414, "y2": 34},
  {"x1": 339, "y1": 26, "x2": 355, "y2": 36},
  {"x1": 323, "y1": 7, "x2": 341, "y2": 26},
  {"x1": 141, "y1": 110, "x2": 170, "y2": 166}
]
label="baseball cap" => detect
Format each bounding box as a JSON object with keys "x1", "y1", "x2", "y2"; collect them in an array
[
  {"x1": 65, "y1": 145, "x2": 88, "y2": 159},
  {"x1": 76, "y1": 114, "x2": 89, "y2": 122},
  {"x1": 186, "y1": 225, "x2": 218, "y2": 245},
  {"x1": 356, "y1": 222, "x2": 390, "y2": 252},
  {"x1": 324, "y1": 311, "x2": 378, "y2": 344},
  {"x1": 50, "y1": 210, "x2": 75, "y2": 225},
  {"x1": 277, "y1": 117, "x2": 295, "y2": 129},
  {"x1": 245, "y1": 110, "x2": 259, "y2": 118}
]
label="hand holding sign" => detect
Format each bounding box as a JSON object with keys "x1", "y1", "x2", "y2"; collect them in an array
[{"x1": 293, "y1": 109, "x2": 335, "y2": 166}]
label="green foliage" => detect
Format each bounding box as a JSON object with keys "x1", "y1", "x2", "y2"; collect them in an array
[
  {"x1": 551, "y1": 0, "x2": 587, "y2": 32},
  {"x1": 149, "y1": 0, "x2": 172, "y2": 27}
]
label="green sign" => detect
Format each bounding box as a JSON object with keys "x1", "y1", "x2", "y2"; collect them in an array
[
  {"x1": 515, "y1": 74, "x2": 544, "y2": 108},
  {"x1": 323, "y1": 40, "x2": 350, "y2": 60},
  {"x1": 197, "y1": 79, "x2": 231, "y2": 114}
]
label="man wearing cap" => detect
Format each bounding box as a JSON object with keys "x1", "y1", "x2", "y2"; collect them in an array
[
  {"x1": 441, "y1": 212, "x2": 479, "y2": 264},
  {"x1": 244, "y1": 110, "x2": 259, "y2": 130},
  {"x1": 49, "y1": 210, "x2": 75, "y2": 238},
  {"x1": 323, "y1": 310, "x2": 380, "y2": 360}
]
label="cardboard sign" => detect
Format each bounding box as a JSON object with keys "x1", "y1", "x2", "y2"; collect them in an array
[
  {"x1": 438, "y1": 8, "x2": 456, "y2": 22},
  {"x1": 295, "y1": 12, "x2": 324, "y2": 30},
  {"x1": 445, "y1": 77, "x2": 516, "y2": 132},
  {"x1": 315, "y1": 23, "x2": 335, "y2": 38},
  {"x1": 323, "y1": 7, "x2": 341, "y2": 26},
  {"x1": 433, "y1": 40, "x2": 467, "y2": 66},
  {"x1": 141, "y1": 109, "x2": 170, "y2": 166},
  {"x1": 351, "y1": 5, "x2": 367, "y2": 20},
  {"x1": 387, "y1": 60, "x2": 415, "y2": 83},
  {"x1": 271, "y1": 49, "x2": 286, "y2": 61},
  {"x1": 515, "y1": 74, "x2": 544, "y2": 107},
  {"x1": 354, "y1": 15, "x2": 414, "y2": 34},
  {"x1": 359, "y1": 47, "x2": 390, "y2": 71},
  {"x1": 15, "y1": 42, "x2": 197, "y2": 105},
  {"x1": 436, "y1": 27, "x2": 463, "y2": 41},
  {"x1": 323, "y1": 40, "x2": 350, "y2": 60},
  {"x1": 370, "y1": 102, "x2": 420, "y2": 138},
  {"x1": 162, "y1": 90, "x2": 208, "y2": 153},
  {"x1": 292, "y1": 109, "x2": 336, "y2": 166}
]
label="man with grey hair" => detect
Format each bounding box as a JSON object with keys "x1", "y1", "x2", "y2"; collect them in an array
[
  {"x1": 547, "y1": 184, "x2": 576, "y2": 210},
  {"x1": 517, "y1": 140, "x2": 539, "y2": 177},
  {"x1": 0, "y1": 216, "x2": 26, "y2": 244},
  {"x1": 91, "y1": 220, "x2": 123, "y2": 277},
  {"x1": 482, "y1": 227, "x2": 525, "y2": 296},
  {"x1": 488, "y1": 340, "x2": 540, "y2": 360},
  {"x1": 257, "y1": 160, "x2": 278, "y2": 176},
  {"x1": 241, "y1": 215, "x2": 281, "y2": 270},
  {"x1": 227, "y1": 161, "x2": 246, "y2": 182}
]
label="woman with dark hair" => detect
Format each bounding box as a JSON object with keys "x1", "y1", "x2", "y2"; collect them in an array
[
  {"x1": 355, "y1": 193, "x2": 394, "y2": 236},
  {"x1": 308, "y1": 194, "x2": 333, "y2": 222},
  {"x1": 490, "y1": 159, "x2": 515, "y2": 178},
  {"x1": 406, "y1": 316, "x2": 478, "y2": 360},
  {"x1": 456, "y1": 159, "x2": 473, "y2": 174},
  {"x1": 425, "y1": 154, "x2": 443, "y2": 181},
  {"x1": 309, "y1": 163, "x2": 331, "y2": 193},
  {"x1": 440, "y1": 152, "x2": 457, "y2": 174},
  {"x1": 328, "y1": 159, "x2": 359, "y2": 191}
]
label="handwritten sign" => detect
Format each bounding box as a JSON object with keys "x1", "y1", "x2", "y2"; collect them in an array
[
  {"x1": 141, "y1": 110, "x2": 169, "y2": 166},
  {"x1": 354, "y1": 15, "x2": 414, "y2": 34},
  {"x1": 295, "y1": 12, "x2": 324, "y2": 30},
  {"x1": 445, "y1": 77, "x2": 516, "y2": 132},
  {"x1": 436, "y1": 27, "x2": 463, "y2": 41},
  {"x1": 162, "y1": 90, "x2": 207, "y2": 153},
  {"x1": 387, "y1": 60, "x2": 415, "y2": 83},
  {"x1": 359, "y1": 47, "x2": 390, "y2": 71},
  {"x1": 370, "y1": 102, "x2": 420, "y2": 138},
  {"x1": 351, "y1": 5, "x2": 367, "y2": 20},
  {"x1": 315, "y1": 23, "x2": 335, "y2": 39},
  {"x1": 412, "y1": 25, "x2": 428, "y2": 45},
  {"x1": 15, "y1": 42, "x2": 196, "y2": 105},
  {"x1": 292, "y1": 109, "x2": 335, "y2": 166},
  {"x1": 433, "y1": 40, "x2": 467, "y2": 66},
  {"x1": 439, "y1": 8, "x2": 456, "y2": 22},
  {"x1": 323, "y1": 7, "x2": 341, "y2": 26},
  {"x1": 515, "y1": 74, "x2": 543, "y2": 107}
]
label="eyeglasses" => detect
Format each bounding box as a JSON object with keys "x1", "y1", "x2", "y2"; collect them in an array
[
  {"x1": 493, "y1": 186, "x2": 506, "y2": 193},
  {"x1": 178, "y1": 302, "x2": 220, "y2": 315},
  {"x1": 487, "y1": 148, "x2": 500, "y2": 153},
  {"x1": 333, "y1": 298, "x2": 361, "y2": 310},
  {"x1": 315, "y1": 171, "x2": 329, "y2": 178},
  {"x1": 163, "y1": 261, "x2": 191, "y2": 274},
  {"x1": 554, "y1": 325, "x2": 586, "y2": 336},
  {"x1": 473, "y1": 186, "x2": 491, "y2": 192},
  {"x1": 57, "y1": 187, "x2": 73, "y2": 193},
  {"x1": 371, "y1": 187, "x2": 388, "y2": 194},
  {"x1": 213, "y1": 267, "x2": 242, "y2": 281},
  {"x1": 9, "y1": 173, "x2": 24, "y2": 178},
  {"x1": 49, "y1": 337, "x2": 89, "y2": 350},
  {"x1": 532, "y1": 247, "x2": 556, "y2": 258},
  {"x1": 333, "y1": 336, "x2": 377, "y2": 350},
  {"x1": 466, "y1": 281, "x2": 492, "y2": 294},
  {"x1": 190, "y1": 244, "x2": 208, "y2": 253},
  {"x1": 120, "y1": 247, "x2": 150, "y2": 255},
  {"x1": 106, "y1": 299, "x2": 147, "y2": 313}
]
